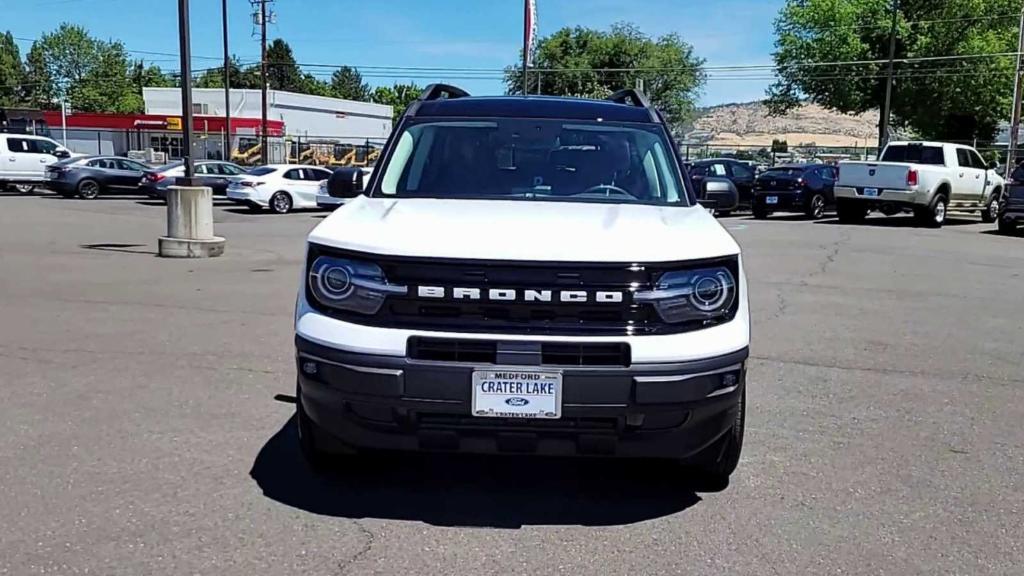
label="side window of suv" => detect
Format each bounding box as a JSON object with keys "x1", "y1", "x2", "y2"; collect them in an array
[
  {"x1": 709, "y1": 163, "x2": 728, "y2": 177},
  {"x1": 30, "y1": 139, "x2": 58, "y2": 155},
  {"x1": 6, "y1": 138, "x2": 33, "y2": 153},
  {"x1": 730, "y1": 162, "x2": 754, "y2": 180},
  {"x1": 955, "y1": 149, "x2": 972, "y2": 168}
]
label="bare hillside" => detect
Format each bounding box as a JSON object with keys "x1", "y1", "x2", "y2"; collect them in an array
[{"x1": 691, "y1": 101, "x2": 878, "y2": 148}]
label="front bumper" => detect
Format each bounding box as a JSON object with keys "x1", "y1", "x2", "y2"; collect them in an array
[
  {"x1": 227, "y1": 188, "x2": 266, "y2": 206},
  {"x1": 296, "y1": 335, "x2": 747, "y2": 459},
  {"x1": 316, "y1": 194, "x2": 347, "y2": 209}
]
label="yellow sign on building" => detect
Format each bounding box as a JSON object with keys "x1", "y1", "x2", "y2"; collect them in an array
[{"x1": 166, "y1": 117, "x2": 182, "y2": 130}]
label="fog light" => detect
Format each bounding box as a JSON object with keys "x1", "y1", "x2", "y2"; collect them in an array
[
  {"x1": 301, "y1": 361, "x2": 318, "y2": 376},
  {"x1": 721, "y1": 373, "x2": 738, "y2": 387}
]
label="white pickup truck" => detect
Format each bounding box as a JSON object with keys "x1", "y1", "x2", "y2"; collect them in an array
[{"x1": 835, "y1": 141, "x2": 1003, "y2": 227}]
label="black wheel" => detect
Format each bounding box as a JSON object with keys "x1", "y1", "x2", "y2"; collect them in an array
[
  {"x1": 915, "y1": 193, "x2": 947, "y2": 228},
  {"x1": 998, "y1": 218, "x2": 1018, "y2": 235},
  {"x1": 77, "y1": 179, "x2": 100, "y2": 199},
  {"x1": 752, "y1": 206, "x2": 769, "y2": 219},
  {"x1": 689, "y1": 388, "x2": 745, "y2": 485},
  {"x1": 270, "y1": 191, "x2": 293, "y2": 214},
  {"x1": 836, "y1": 199, "x2": 866, "y2": 223},
  {"x1": 805, "y1": 193, "x2": 826, "y2": 220},
  {"x1": 981, "y1": 192, "x2": 1000, "y2": 223},
  {"x1": 296, "y1": 383, "x2": 332, "y2": 471}
]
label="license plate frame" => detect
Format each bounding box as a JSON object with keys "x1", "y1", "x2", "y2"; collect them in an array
[
  {"x1": 863, "y1": 187, "x2": 880, "y2": 197},
  {"x1": 765, "y1": 195, "x2": 778, "y2": 205},
  {"x1": 471, "y1": 369, "x2": 562, "y2": 419}
]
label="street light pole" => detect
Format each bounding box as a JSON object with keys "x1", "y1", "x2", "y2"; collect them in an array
[
  {"x1": 222, "y1": 0, "x2": 231, "y2": 162},
  {"x1": 879, "y1": 0, "x2": 899, "y2": 148},
  {"x1": 1006, "y1": 8, "x2": 1024, "y2": 180},
  {"x1": 260, "y1": 0, "x2": 269, "y2": 164},
  {"x1": 177, "y1": 0, "x2": 195, "y2": 182}
]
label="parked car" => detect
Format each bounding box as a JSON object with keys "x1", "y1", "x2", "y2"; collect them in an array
[
  {"x1": 141, "y1": 160, "x2": 248, "y2": 200},
  {"x1": 45, "y1": 155, "x2": 151, "y2": 199},
  {"x1": 293, "y1": 84, "x2": 750, "y2": 485},
  {"x1": 751, "y1": 163, "x2": 837, "y2": 220},
  {"x1": 997, "y1": 162, "x2": 1024, "y2": 234},
  {"x1": 688, "y1": 158, "x2": 756, "y2": 212},
  {"x1": 226, "y1": 164, "x2": 334, "y2": 213},
  {"x1": 0, "y1": 133, "x2": 75, "y2": 193},
  {"x1": 316, "y1": 167, "x2": 373, "y2": 210},
  {"x1": 835, "y1": 141, "x2": 1004, "y2": 228}
]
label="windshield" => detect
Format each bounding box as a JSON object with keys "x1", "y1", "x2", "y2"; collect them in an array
[
  {"x1": 247, "y1": 166, "x2": 277, "y2": 176},
  {"x1": 761, "y1": 167, "x2": 804, "y2": 178},
  {"x1": 880, "y1": 144, "x2": 945, "y2": 165},
  {"x1": 373, "y1": 119, "x2": 690, "y2": 206}
]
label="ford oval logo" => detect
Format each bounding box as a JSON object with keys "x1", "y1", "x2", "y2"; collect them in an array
[
  {"x1": 869, "y1": 169, "x2": 876, "y2": 176},
  {"x1": 505, "y1": 397, "x2": 530, "y2": 407}
]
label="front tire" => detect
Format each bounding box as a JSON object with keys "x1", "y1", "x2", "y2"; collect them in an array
[
  {"x1": 296, "y1": 384, "x2": 332, "y2": 471},
  {"x1": 689, "y1": 388, "x2": 745, "y2": 485},
  {"x1": 77, "y1": 179, "x2": 100, "y2": 199},
  {"x1": 915, "y1": 193, "x2": 947, "y2": 228},
  {"x1": 982, "y1": 192, "x2": 1000, "y2": 223},
  {"x1": 270, "y1": 191, "x2": 293, "y2": 214},
  {"x1": 836, "y1": 199, "x2": 866, "y2": 223},
  {"x1": 805, "y1": 193, "x2": 826, "y2": 220},
  {"x1": 13, "y1": 184, "x2": 35, "y2": 194},
  {"x1": 998, "y1": 218, "x2": 1018, "y2": 235}
]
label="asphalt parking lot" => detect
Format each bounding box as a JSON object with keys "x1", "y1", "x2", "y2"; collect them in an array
[{"x1": 1, "y1": 192, "x2": 1022, "y2": 575}]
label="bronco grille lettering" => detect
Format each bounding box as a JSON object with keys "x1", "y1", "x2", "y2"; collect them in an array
[{"x1": 418, "y1": 286, "x2": 624, "y2": 304}]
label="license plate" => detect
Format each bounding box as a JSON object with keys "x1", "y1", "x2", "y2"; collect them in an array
[
  {"x1": 864, "y1": 187, "x2": 880, "y2": 197},
  {"x1": 472, "y1": 369, "x2": 562, "y2": 419},
  {"x1": 765, "y1": 196, "x2": 778, "y2": 205}
]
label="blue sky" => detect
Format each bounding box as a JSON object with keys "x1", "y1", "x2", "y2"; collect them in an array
[{"x1": 6, "y1": 0, "x2": 783, "y2": 106}]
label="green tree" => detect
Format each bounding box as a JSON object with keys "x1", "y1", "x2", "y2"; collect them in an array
[
  {"x1": 768, "y1": 0, "x2": 1019, "y2": 143},
  {"x1": 503, "y1": 23, "x2": 706, "y2": 127},
  {"x1": 22, "y1": 23, "x2": 151, "y2": 112},
  {"x1": 371, "y1": 82, "x2": 424, "y2": 122},
  {"x1": 195, "y1": 57, "x2": 259, "y2": 89},
  {"x1": 329, "y1": 66, "x2": 370, "y2": 101},
  {"x1": 0, "y1": 31, "x2": 25, "y2": 106},
  {"x1": 300, "y1": 72, "x2": 332, "y2": 97},
  {"x1": 265, "y1": 38, "x2": 304, "y2": 92}
]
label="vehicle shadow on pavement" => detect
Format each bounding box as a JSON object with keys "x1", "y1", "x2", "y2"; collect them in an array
[
  {"x1": 814, "y1": 216, "x2": 976, "y2": 227},
  {"x1": 250, "y1": 417, "x2": 704, "y2": 528}
]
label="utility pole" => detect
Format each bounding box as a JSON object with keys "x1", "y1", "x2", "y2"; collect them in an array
[
  {"x1": 879, "y1": 0, "x2": 899, "y2": 148},
  {"x1": 1006, "y1": 7, "x2": 1024, "y2": 180},
  {"x1": 177, "y1": 0, "x2": 195, "y2": 181},
  {"x1": 222, "y1": 0, "x2": 231, "y2": 161},
  {"x1": 259, "y1": 0, "x2": 269, "y2": 164}
]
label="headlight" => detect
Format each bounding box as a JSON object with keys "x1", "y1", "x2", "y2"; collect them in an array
[
  {"x1": 635, "y1": 266, "x2": 737, "y2": 324},
  {"x1": 308, "y1": 256, "x2": 406, "y2": 314}
]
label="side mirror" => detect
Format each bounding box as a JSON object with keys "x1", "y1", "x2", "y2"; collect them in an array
[
  {"x1": 327, "y1": 167, "x2": 365, "y2": 199},
  {"x1": 698, "y1": 177, "x2": 739, "y2": 213},
  {"x1": 55, "y1": 149, "x2": 71, "y2": 159},
  {"x1": 988, "y1": 160, "x2": 999, "y2": 170}
]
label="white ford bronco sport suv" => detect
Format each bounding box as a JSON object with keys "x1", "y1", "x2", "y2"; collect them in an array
[{"x1": 294, "y1": 85, "x2": 750, "y2": 483}]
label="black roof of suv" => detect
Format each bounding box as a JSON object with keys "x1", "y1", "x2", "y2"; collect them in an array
[{"x1": 405, "y1": 84, "x2": 662, "y2": 124}]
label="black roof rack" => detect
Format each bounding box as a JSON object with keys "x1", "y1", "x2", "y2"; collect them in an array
[
  {"x1": 404, "y1": 84, "x2": 470, "y2": 118},
  {"x1": 607, "y1": 89, "x2": 659, "y2": 122}
]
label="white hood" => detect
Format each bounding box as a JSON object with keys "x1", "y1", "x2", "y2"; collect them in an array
[{"x1": 307, "y1": 196, "x2": 740, "y2": 263}]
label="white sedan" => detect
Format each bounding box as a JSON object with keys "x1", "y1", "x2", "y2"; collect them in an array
[{"x1": 226, "y1": 164, "x2": 334, "y2": 213}]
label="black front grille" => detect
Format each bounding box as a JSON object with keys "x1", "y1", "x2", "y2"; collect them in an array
[
  {"x1": 408, "y1": 337, "x2": 631, "y2": 367},
  {"x1": 306, "y1": 245, "x2": 738, "y2": 336}
]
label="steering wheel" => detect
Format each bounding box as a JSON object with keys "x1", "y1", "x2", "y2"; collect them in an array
[{"x1": 577, "y1": 184, "x2": 636, "y2": 199}]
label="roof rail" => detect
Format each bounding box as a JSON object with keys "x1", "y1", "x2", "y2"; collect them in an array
[
  {"x1": 419, "y1": 84, "x2": 470, "y2": 102},
  {"x1": 404, "y1": 84, "x2": 470, "y2": 119},
  {"x1": 607, "y1": 89, "x2": 659, "y2": 122}
]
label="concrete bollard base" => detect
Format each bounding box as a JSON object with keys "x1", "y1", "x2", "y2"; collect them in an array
[
  {"x1": 158, "y1": 236, "x2": 226, "y2": 258},
  {"x1": 159, "y1": 184, "x2": 225, "y2": 258}
]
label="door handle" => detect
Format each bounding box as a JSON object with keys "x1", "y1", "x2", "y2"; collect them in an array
[
  {"x1": 975, "y1": 175, "x2": 980, "y2": 179},
  {"x1": 7, "y1": 157, "x2": 14, "y2": 162},
  {"x1": 959, "y1": 172, "x2": 964, "y2": 177}
]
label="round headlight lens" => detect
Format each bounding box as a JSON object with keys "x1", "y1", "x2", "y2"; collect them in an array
[
  {"x1": 690, "y1": 271, "x2": 731, "y2": 312},
  {"x1": 320, "y1": 265, "x2": 352, "y2": 298}
]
